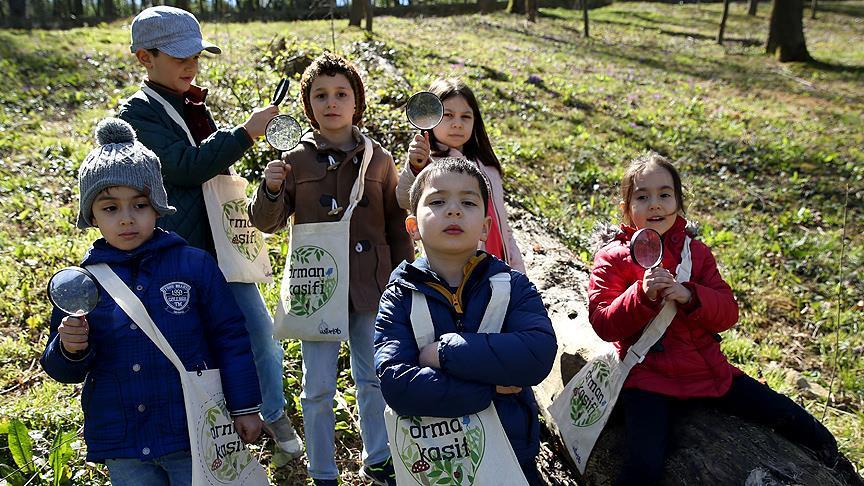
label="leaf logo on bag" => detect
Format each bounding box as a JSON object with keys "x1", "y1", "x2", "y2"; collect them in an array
[
  {"x1": 569, "y1": 358, "x2": 614, "y2": 428},
  {"x1": 286, "y1": 246, "x2": 338, "y2": 317},
  {"x1": 199, "y1": 399, "x2": 254, "y2": 484},
  {"x1": 222, "y1": 199, "x2": 264, "y2": 262},
  {"x1": 394, "y1": 414, "x2": 485, "y2": 485}
]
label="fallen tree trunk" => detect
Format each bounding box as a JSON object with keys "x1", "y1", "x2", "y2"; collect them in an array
[{"x1": 508, "y1": 207, "x2": 863, "y2": 486}]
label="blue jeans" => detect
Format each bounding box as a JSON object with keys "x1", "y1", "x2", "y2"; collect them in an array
[
  {"x1": 300, "y1": 310, "x2": 390, "y2": 480},
  {"x1": 105, "y1": 450, "x2": 192, "y2": 485},
  {"x1": 228, "y1": 281, "x2": 286, "y2": 423}
]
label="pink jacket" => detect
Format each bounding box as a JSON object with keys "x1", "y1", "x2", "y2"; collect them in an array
[{"x1": 395, "y1": 149, "x2": 525, "y2": 273}]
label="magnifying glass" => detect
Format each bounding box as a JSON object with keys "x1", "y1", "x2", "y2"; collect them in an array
[
  {"x1": 265, "y1": 78, "x2": 303, "y2": 152},
  {"x1": 630, "y1": 228, "x2": 663, "y2": 269},
  {"x1": 47, "y1": 266, "x2": 99, "y2": 317},
  {"x1": 405, "y1": 91, "x2": 444, "y2": 131}
]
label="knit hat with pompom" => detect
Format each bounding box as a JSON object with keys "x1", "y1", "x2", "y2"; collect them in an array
[{"x1": 76, "y1": 117, "x2": 175, "y2": 229}]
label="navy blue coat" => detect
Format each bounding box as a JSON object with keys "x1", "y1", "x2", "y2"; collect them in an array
[
  {"x1": 374, "y1": 253, "x2": 557, "y2": 464},
  {"x1": 40, "y1": 230, "x2": 261, "y2": 462}
]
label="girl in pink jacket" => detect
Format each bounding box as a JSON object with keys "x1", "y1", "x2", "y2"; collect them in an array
[
  {"x1": 395, "y1": 78, "x2": 525, "y2": 273},
  {"x1": 588, "y1": 153, "x2": 841, "y2": 485}
]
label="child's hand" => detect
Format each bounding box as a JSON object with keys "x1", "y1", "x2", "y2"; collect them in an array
[
  {"x1": 58, "y1": 316, "x2": 89, "y2": 354},
  {"x1": 264, "y1": 160, "x2": 288, "y2": 194},
  {"x1": 233, "y1": 413, "x2": 263, "y2": 444},
  {"x1": 495, "y1": 386, "x2": 522, "y2": 394},
  {"x1": 662, "y1": 282, "x2": 692, "y2": 305},
  {"x1": 418, "y1": 341, "x2": 441, "y2": 369},
  {"x1": 642, "y1": 267, "x2": 675, "y2": 301},
  {"x1": 242, "y1": 105, "x2": 279, "y2": 139},
  {"x1": 408, "y1": 132, "x2": 431, "y2": 170}
]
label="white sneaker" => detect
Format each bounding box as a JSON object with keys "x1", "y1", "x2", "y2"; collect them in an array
[{"x1": 263, "y1": 414, "x2": 304, "y2": 458}]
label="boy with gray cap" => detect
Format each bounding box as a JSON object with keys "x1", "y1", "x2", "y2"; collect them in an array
[
  {"x1": 117, "y1": 6, "x2": 303, "y2": 457},
  {"x1": 40, "y1": 118, "x2": 263, "y2": 485}
]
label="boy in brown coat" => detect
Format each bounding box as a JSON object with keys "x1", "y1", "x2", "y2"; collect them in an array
[{"x1": 248, "y1": 52, "x2": 413, "y2": 486}]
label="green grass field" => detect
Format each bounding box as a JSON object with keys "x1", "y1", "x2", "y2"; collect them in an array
[{"x1": 1, "y1": 2, "x2": 862, "y2": 483}]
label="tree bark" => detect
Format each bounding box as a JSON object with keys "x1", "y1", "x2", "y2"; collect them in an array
[
  {"x1": 582, "y1": 0, "x2": 589, "y2": 37},
  {"x1": 348, "y1": 0, "x2": 361, "y2": 26},
  {"x1": 811, "y1": 0, "x2": 817, "y2": 19},
  {"x1": 506, "y1": 0, "x2": 524, "y2": 15},
  {"x1": 363, "y1": 0, "x2": 372, "y2": 32},
  {"x1": 766, "y1": 0, "x2": 812, "y2": 62},
  {"x1": 748, "y1": 0, "x2": 757, "y2": 15},
  {"x1": 9, "y1": 0, "x2": 27, "y2": 22},
  {"x1": 479, "y1": 0, "x2": 493, "y2": 13},
  {"x1": 717, "y1": 0, "x2": 730, "y2": 44},
  {"x1": 526, "y1": 0, "x2": 535, "y2": 22}
]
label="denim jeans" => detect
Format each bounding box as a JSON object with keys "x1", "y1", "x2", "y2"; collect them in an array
[
  {"x1": 300, "y1": 310, "x2": 390, "y2": 480},
  {"x1": 105, "y1": 450, "x2": 192, "y2": 485},
  {"x1": 227, "y1": 281, "x2": 286, "y2": 423}
]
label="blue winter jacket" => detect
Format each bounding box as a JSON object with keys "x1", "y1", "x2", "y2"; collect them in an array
[
  {"x1": 40, "y1": 230, "x2": 261, "y2": 462},
  {"x1": 374, "y1": 253, "x2": 557, "y2": 464}
]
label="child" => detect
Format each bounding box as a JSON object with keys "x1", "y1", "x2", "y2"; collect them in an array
[
  {"x1": 40, "y1": 118, "x2": 262, "y2": 484},
  {"x1": 374, "y1": 158, "x2": 557, "y2": 485},
  {"x1": 248, "y1": 52, "x2": 414, "y2": 486},
  {"x1": 116, "y1": 6, "x2": 302, "y2": 456},
  {"x1": 588, "y1": 153, "x2": 841, "y2": 485},
  {"x1": 395, "y1": 78, "x2": 525, "y2": 273}
]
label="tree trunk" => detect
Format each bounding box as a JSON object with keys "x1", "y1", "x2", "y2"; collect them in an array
[
  {"x1": 766, "y1": 0, "x2": 812, "y2": 62},
  {"x1": 748, "y1": 0, "x2": 757, "y2": 15},
  {"x1": 810, "y1": 0, "x2": 817, "y2": 19},
  {"x1": 526, "y1": 0, "x2": 535, "y2": 22},
  {"x1": 478, "y1": 0, "x2": 493, "y2": 13},
  {"x1": 506, "y1": 0, "x2": 524, "y2": 15},
  {"x1": 175, "y1": 0, "x2": 189, "y2": 10},
  {"x1": 717, "y1": 0, "x2": 730, "y2": 44},
  {"x1": 9, "y1": 0, "x2": 27, "y2": 22},
  {"x1": 102, "y1": 0, "x2": 114, "y2": 16},
  {"x1": 348, "y1": 0, "x2": 361, "y2": 26},
  {"x1": 582, "y1": 0, "x2": 589, "y2": 37},
  {"x1": 363, "y1": 0, "x2": 372, "y2": 32}
]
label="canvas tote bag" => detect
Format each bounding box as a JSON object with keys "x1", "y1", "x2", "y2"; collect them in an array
[
  {"x1": 141, "y1": 86, "x2": 273, "y2": 284},
  {"x1": 87, "y1": 263, "x2": 269, "y2": 486},
  {"x1": 271, "y1": 136, "x2": 374, "y2": 342},
  {"x1": 384, "y1": 273, "x2": 529, "y2": 486},
  {"x1": 548, "y1": 237, "x2": 693, "y2": 473}
]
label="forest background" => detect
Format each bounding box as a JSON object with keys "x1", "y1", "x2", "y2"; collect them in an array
[{"x1": 0, "y1": 0, "x2": 862, "y2": 484}]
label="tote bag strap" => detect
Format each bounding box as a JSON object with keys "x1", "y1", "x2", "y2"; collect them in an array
[
  {"x1": 86, "y1": 263, "x2": 186, "y2": 374},
  {"x1": 622, "y1": 236, "x2": 693, "y2": 369},
  {"x1": 409, "y1": 271, "x2": 512, "y2": 350},
  {"x1": 341, "y1": 135, "x2": 374, "y2": 222},
  {"x1": 477, "y1": 272, "x2": 511, "y2": 334},
  {"x1": 141, "y1": 85, "x2": 197, "y2": 147}
]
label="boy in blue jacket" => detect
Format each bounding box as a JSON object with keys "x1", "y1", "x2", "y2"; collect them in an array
[
  {"x1": 40, "y1": 118, "x2": 262, "y2": 485},
  {"x1": 374, "y1": 157, "x2": 557, "y2": 484}
]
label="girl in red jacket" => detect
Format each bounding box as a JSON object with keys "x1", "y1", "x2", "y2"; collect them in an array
[{"x1": 588, "y1": 153, "x2": 840, "y2": 485}]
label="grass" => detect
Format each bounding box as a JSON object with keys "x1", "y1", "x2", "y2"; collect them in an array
[{"x1": 0, "y1": 2, "x2": 862, "y2": 483}]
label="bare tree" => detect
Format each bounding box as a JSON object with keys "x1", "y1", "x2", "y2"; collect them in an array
[
  {"x1": 506, "y1": 0, "x2": 524, "y2": 14},
  {"x1": 766, "y1": 0, "x2": 812, "y2": 62},
  {"x1": 717, "y1": 0, "x2": 730, "y2": 44},
  {"x1": 348, "y1": 0, "x2": 361, "y2": 26},
  {"x1": 748, "y1": 0, "x2": 758, "y2": 15}
]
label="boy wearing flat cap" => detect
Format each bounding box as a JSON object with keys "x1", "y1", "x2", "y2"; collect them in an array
[{"x1": 117, "y1": 6, "x2": 303, "y2": 457}]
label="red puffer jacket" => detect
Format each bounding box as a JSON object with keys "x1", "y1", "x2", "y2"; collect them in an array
[{"x1": 588, "y1": 216, "x2": 742, "y2": 399}]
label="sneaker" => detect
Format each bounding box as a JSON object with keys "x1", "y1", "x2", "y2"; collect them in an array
[
  {"x1": 359, "y1": 457, "x2": 396, "y2": 486},
  {"x1": 262, "y1": 413, "x2": 303, "y2": 458}
]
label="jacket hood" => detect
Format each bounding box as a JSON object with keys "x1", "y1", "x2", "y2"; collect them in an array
[
  {"x1": 589, "y1": 216, "x2": 700, "y2": 256},
  {"x1": 299, "y1": 126, "x2": 367, "y2": 153},
  {"x1": 81, "y1": 228, "x2": 187, "y2": 266}
]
